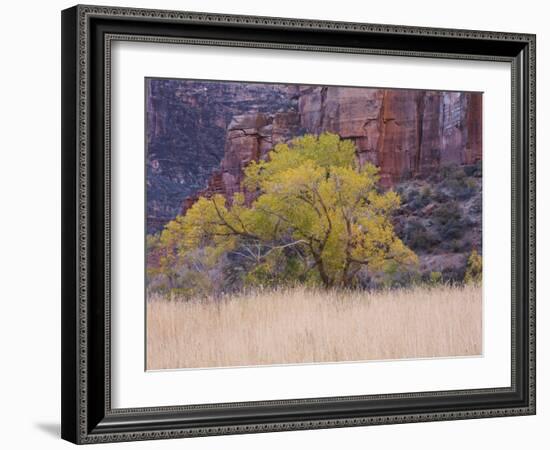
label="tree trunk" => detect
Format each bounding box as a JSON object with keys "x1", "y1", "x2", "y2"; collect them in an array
[{"x1": 316, "y1": 259, "x2": 332, "y2": 288}]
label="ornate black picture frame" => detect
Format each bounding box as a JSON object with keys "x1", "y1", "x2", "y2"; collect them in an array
[{"x1": 61, "y1": 4, "x2": 536, "y2": 444}]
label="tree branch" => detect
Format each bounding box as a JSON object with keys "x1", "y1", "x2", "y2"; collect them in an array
[{"x1": 210, "y1": 197, "x2": 257, "y2": 240}]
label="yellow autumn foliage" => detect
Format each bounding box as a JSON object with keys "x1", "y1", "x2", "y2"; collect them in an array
[{"x1": 158, "y1": 132, "x2": 418, "y2": 288}]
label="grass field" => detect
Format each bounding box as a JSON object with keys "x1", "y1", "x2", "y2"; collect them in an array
[{"x1": 146, "y1": 284, "x2": 482, "y2": 370}]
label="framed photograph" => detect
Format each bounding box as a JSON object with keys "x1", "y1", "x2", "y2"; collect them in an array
[{"x1": 61, "y1": 4, "x2": 536, "y2": 444}]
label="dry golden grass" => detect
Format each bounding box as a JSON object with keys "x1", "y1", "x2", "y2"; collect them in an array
[{"x1": 146, "y1": 284, "x2": 481, "y2": 370}]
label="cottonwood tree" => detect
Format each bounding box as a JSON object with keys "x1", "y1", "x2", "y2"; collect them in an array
[{"x1": 158, "y1": 132, "x2": 417, "y2": 289}]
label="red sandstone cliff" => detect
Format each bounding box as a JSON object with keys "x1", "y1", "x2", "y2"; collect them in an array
[
  {"x1": 299, "y1": 86, "x2": 482, "y2": 186},
  {"x1": 182, "y1": 111, "x2": 304, "y2": 211},
  {"x1": 182, "y1": 87, "x2": 482, "y2": 213}
]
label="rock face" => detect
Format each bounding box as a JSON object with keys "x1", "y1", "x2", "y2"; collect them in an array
[
  {"x1": 183, "y1": 111, "x2": 305, "y2": 210},
  {"x1": 146, "y1": 79, "x2": 299, "y2": 232},
  {"x1": 298, "y1": 86, "x2": 482, "y2": 187},
  {"x1": 182, "y1": 86, "x2": 482, "y2": 214},
  {"x1": 146, "y1": 80, "x2": 482, "y2": 233}
]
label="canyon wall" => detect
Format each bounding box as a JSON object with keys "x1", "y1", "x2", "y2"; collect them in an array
[
  {"x1": 146, "y1": 80, "x2": 482, "y2": 233},
  {"x1": 181, "y1": 111, "x2": 305, "y2": 211},
  {"x1": 296, "y1": 86, "x2": 481, "y2": 186},
  {"x1": 146, "y1": 79, "x2": 299, "y2": 232}
]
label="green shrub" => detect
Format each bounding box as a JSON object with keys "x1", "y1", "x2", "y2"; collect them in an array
[
  {"x1": 405, "y1": 186, "x2": 432, "y2": 210},
  {"x1": 403, "y1": 218, "x2": 440, "y2": 251},
  {"x1": 441, "y1": 238, "x2": 465, "y2": 253},
  {"x1": 464, "y1": 249, "x2": 482, "y2": 284},
  {"x1": 429, "y1": 271, "x2": 443, "y2": 285},
  {"x1": 378, "y1": 260, "x2": 420, "y2": 289},
  {"x1": 433, "y1": 202, "x2": 463, "y2": 240}
]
